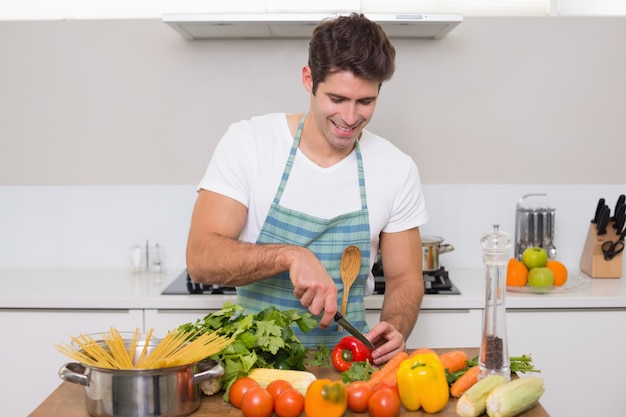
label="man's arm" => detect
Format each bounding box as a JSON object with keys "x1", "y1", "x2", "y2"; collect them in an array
[
  {"x1": 185, "y1": 189, "x2": 338, "y2": 326},
  {"x1": 378, "y1": 226, "x2": 424, "y2": 340}
]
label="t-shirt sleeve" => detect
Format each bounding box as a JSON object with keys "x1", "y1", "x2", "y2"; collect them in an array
[
  {"x1": 383, "y1": 157, "x2": 428, "y2": 233},
  {"x1": 197, "y1": 121, "x2": 255, "y2": 208}
]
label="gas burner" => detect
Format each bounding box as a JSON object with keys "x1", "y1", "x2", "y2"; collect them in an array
[
  {"x1": 371, "y1": 262, "x2": 460, "y2": 295},
  {"x1": 423, "y1": 267, "x2": 460, "y2": 294},
  {"x1": 161, "y1": 270, "x2": 236, "y2": 295}
]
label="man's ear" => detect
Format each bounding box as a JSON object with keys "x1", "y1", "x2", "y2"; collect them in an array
[{"x1": 302, "y1": 65, "x2": 314, "y2": 93}]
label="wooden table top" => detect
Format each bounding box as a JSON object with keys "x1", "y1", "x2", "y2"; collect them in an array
[{"x1": 29, "y1": 348, "x2": 549, "y2": 417}]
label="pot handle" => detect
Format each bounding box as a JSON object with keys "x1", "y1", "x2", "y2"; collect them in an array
[
  {"x1": 192, "y1": 360, "x2": 225, "y2": 384},
  {"x1": 59, "y1": 363, "x2": 89, "y2": 387},
  {"x1": 438, "y1": 243, "x2": 455, "y2": 254}
]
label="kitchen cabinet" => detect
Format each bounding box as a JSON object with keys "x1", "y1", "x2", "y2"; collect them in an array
[
  {"x1": 367, "y1": 309, "x2": 483, "y2": 349},
  {"x1": 507, "y1": 308, "x2": 626, "y2": 417},
  {"x1": 0, "y1": 308, "x2": 143, "y2": 417}
]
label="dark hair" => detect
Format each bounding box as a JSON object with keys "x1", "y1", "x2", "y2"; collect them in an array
[{"x1": 308, "y1": 13, "x2": 396, "y2": 95}]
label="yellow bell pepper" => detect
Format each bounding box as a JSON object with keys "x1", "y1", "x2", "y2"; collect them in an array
[{"x1": 396, "y1": 352, "x2": 450, "y2": 413}]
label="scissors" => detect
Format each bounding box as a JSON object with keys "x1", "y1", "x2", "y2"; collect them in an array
[{"x1": 602, "y1": 239, "x2": 624, "y2": 261}]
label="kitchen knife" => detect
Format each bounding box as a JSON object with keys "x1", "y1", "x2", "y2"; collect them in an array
[
  {"x1": 334, "y1": 312, "x2": 375, "y2": 350},
  {"x1": 613, "y1": 204, "x2": 625, "y2": 232},
  {"x1": 592, "y1": 198, "x2": 606, "y2": 223},
  {"x1": 612, "y1": 194, "x2": 626, "y2": 221},
  {"x1": 597, "y1": 205, "x2": 610, "y2": 235}
]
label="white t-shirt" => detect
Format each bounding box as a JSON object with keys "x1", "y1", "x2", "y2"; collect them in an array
[{"x1": 198, "y1": 113, "x2": 428, "y2": 284}]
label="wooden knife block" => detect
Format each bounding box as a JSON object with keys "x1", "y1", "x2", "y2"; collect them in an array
[{"x1": 579, "y1": 223, "x2": 623, "y2": 278}]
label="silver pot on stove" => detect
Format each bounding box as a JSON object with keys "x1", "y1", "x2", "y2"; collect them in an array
[{"x1": 422, "y1": 236, "x2": 454, "y2": 272}]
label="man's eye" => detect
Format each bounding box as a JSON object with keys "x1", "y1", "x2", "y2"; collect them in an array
[{"x1": 330, "y1": 97, "x2": 344, "y2": 103}]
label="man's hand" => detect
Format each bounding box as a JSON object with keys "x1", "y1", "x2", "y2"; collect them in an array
[
  {"x1": 366, "y1": 321, "x2": 406, "y2": 365},
  {"x1": 287, "y1": 247, "x2": 338, "y2": 328}
]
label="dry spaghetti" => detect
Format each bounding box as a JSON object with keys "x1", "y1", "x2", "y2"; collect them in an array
[{"x1": 56, "y1": 326, "x2": 232, "y2": 370}]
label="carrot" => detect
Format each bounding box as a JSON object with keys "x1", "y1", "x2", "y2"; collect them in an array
[
  {"x1": 367, "y1": 351, "x2": 409, "y2": 387},
  {"x1": 450, "y1": 366, "x2": 480, "y2": 398},
  {"x1": 438, "y1": 350, "x2": 469, "y2": 373},
  {"x1": 408, "y1": 347, "x2": 435, "y2": 358}
]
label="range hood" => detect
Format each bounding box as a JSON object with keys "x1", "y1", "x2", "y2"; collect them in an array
[{"x1": 162, "y1": 13, "x2": 462, "y2": 40}]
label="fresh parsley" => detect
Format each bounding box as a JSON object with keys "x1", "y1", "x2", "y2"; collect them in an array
[{"x1": 178, "y1": 302, "x2": 318, "y2": 398}]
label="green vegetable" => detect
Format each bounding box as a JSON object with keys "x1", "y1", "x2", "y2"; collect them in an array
[
  {"x1": 456, "y1": 374, "x2": 508, "y2": 417},
  {"x1": 485, "y1": 376, "x2": 545, "y2": 417},
  {"x1": 177, "y1": 302, "x2": 317, "y2": 400},
  {"x1": 340, "y1": 360, "x2": 376, "y2": 383},
  {"x1": 446, "y1": 354, "x2": 540, "y2": 386},
  {"x1": 309, "y1": 344, "x2": 330, "y2": 368}
]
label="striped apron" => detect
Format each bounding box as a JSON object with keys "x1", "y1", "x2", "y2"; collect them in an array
[{"x1": 237, "y1": 114, "x2": 371, "y2": 348}]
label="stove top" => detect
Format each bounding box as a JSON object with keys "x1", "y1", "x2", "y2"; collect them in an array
[
  {"x1": 372, "y1": 262, "x2": 460, "y2": 295},
  {"x1": 162, "y1": 265, "x2": 460, "y2": 296},
  {"x1": 161, "y1": 270, "x2": 236, "y2": 295}
]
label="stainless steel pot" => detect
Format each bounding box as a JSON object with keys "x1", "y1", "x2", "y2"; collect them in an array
[
  {"x1": 422, "y1": 236, "x2": 454, "y2": 272},
  {"x1": 59, "y1": 360, "x2": 223, "y2": 417}
]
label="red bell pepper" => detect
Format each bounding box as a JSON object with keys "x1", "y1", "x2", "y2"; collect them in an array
[{"x1": 331, "y1": 336, "x2": 373, "y2": 372}]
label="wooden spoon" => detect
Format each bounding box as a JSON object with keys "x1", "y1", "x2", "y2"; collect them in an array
[{"x1": 338, "y1": 245, "x2": 362, "y2": 331}]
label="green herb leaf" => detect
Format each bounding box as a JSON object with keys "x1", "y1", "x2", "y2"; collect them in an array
[
  {"x1": 340, "y1": 360, "x2": 375, "y2": 383},
  {"x1": 178, "y1": 301, "x2": 316, "y2": 399}
]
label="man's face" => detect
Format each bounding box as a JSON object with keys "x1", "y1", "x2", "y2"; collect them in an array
[{"x1": 303, "y1": 67, "x2": 380, "y2": 152}]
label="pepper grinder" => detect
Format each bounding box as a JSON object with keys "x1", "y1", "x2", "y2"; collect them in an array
[{"x1": 479, "y1": 224, "x2": 511, "y2": 381}]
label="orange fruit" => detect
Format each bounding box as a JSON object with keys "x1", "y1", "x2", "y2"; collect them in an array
[
  {"x1": 506, "y1": 258, "x2": 528, "y2": 286},
  {"x1": 546, "y1": 260, "x2": 568, "y2": 286}
]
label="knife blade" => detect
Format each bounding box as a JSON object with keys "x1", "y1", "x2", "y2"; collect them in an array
[
  {"x1": 592, "y1": 198, "x2": 606, "y2": 224},
  {"x1": 334, "y1": 312, "x2": 375, "y2": 350},
  {"x1": 597, "y1": 205, "x2": 610, "y2": 235}
]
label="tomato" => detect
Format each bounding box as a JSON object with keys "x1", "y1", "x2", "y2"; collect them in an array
[
  {"x1": 368, "y1": 387, "x2": 401, "y2": 417},
  {"x1": 372, "y1": 381, "x2": 399, "y2": 397},
  {"x1": 229, "y1": 377, "x2": 260, "y2": 408},
  {"x1": 274, "y1": 388, "x2": 305, "y2": 417},
  {"x1": 266, "y1": 379, "x2": 293, "y2": 400},
  {"x1": 240, "y1": 386, "x2": 274, "y2": 417},
  {"x1": 346, "y1": 381, "x2": 373, "y2": 413}
]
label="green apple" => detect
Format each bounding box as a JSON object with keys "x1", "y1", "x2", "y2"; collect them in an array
[
  {"x1": 527, "y1": 267, "x2": 554, "y2": 288},
  {"x1": 521, "y1": 247, "x2": 548, "y2": 269}
]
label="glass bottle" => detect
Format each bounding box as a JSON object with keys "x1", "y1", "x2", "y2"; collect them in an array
[{"x1": 479, "y1": 224, "x2": 511, "y2": 381}]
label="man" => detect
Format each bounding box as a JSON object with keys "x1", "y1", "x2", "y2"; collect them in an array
[{"x1": 186, "y1": 13, "x2": 427, "y2": 365}]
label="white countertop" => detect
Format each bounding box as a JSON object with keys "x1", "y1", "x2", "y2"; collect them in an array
[{"x1": 1, "y1": 268, "x2": 625, "y2": 311}]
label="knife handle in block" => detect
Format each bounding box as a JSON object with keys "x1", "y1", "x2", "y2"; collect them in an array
[{"x1": 579, "y1": 223, "x2": 622, "y2": 278}]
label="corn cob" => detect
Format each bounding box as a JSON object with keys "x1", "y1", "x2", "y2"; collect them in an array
[
  {"x1": 456, "y1": 374, "x2": 508, "y2": 417},
  {"x1": 486, "y1": 376, "x2": 545, "y2": 417},
  {"x1": 247, "y1": 368, "x2": 317, "y2": 395}
]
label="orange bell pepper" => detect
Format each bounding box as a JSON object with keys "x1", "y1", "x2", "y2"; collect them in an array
[{"x1": 304, "y1": 379, "x2": 347, "y2": 417}]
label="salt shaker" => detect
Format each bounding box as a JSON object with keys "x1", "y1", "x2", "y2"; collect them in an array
[{"x1": 479, "y1": 224, "x2": 511, "y2": 381}]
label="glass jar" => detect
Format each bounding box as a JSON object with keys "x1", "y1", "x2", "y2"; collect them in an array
[{"x1": 479, "y1": 224, "x2": 512, "y2": 381}]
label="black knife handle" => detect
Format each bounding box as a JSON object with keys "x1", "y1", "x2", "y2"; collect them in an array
[
  {"x1": 613, "y1": 204, "x2": 625, "y2": 229},
  {"x1": 612, "y1": 195, "x2": 626, "y2": 221},
  {"x1": 592, "y1": 198, "x2": 605, "y2": 223},
  {"x1": 597, "y1": 205, "x2": 610, "y2": 235}
]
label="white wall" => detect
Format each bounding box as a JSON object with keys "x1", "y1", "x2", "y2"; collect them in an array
[
  {"x1": 1, "y1": 17, "x2": 626, "y2": 185},
  {"x1": 1, "y1": 17, "x2": 625, "y2": 273},
  {"x1": 1, "y1": 184, "x2": 623, "y2": 273}
]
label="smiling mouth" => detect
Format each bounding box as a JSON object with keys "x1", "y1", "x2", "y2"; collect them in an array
[{"x1": 332, "y1": 120, "x2": 359, "y2": 135}]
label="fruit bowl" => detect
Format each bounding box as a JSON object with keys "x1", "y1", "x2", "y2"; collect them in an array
[{"x1": 507, "y1": 272, "x2": 591, "y2": 294}]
